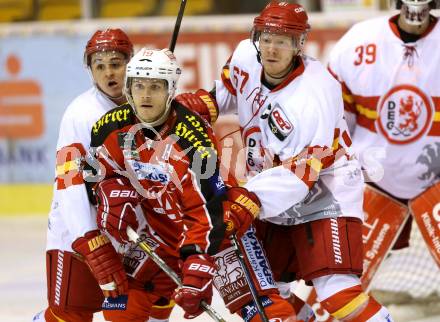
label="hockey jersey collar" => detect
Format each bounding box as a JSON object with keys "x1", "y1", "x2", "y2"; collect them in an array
[
  {"x1": 388, "y1": 14, "x2": 438, "y2": 41},
  {"x1": 263, "y1": 56, "x2": 305, "y2": 93}
]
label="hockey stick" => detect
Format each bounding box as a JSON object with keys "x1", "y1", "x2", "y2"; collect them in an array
[
  {"x1": 230, "y1": 233, "x2": 269, "y2": 322},
  {"x1": 126, "y1": 226, "x2": 226, "y2": 322},
  {"x1": 169, "y1": 0, "x2": 187, "y2": 52}
]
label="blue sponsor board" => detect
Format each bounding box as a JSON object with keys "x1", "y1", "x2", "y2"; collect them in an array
[{"x1": 0, "y1": 35, "x2": 91, "y2": 183}]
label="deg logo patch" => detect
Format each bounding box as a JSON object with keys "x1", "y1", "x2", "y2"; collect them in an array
[{"x1": 377, "y1": 85, "x2": 433, "y2": 145}]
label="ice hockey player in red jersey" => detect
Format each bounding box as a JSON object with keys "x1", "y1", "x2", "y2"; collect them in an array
[
  {"x1": 90, "y1": 47, "x2": 299, "y2": 321},
  {"x1": 32, "y1": 29, "x2": 134, "y2": 322},
  {"x1": 176, "y1": 1, "x2": 394, "y2": 321}
]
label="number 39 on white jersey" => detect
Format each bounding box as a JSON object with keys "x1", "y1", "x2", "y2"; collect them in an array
[{"x1": 328, "y1": 15, "x2": 440, "y2": 200}]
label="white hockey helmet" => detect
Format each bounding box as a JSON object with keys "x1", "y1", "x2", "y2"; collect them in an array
[
  {"x1": 392, "y1": 0, "x2": 438, "y2": 26},
  {"x1": 125, "y1": 48, "x2": 181, "y2": 126}
]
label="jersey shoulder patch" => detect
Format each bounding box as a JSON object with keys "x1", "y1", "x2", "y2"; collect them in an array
[{"x1": 91, "y1": 104, "x2": 134, "y2": 147}]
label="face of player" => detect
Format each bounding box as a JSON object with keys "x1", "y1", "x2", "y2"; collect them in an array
[
  {"x1": 131, "y1": 78, "x2": 169, "y2": 124},
  {"x1": 90, "y1": 51, "x2": 127, "y2": 102},
  {"x1": 398, "y1": 3, "x2": 431, "y2": 34},
  {"x1": 259, "y1": 32, "x2": 298, "y2": 84}
]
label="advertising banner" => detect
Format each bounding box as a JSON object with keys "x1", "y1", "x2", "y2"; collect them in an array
[{"x1": 0, "y1": 34, "x2": 91, "y2": 182}]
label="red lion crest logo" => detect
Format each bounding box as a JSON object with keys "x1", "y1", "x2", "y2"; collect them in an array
[{"x1": 398, "y1": 95, "x2": 421, "y2": 133}]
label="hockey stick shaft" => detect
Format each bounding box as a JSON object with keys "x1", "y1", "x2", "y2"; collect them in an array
[
  {"x1": 230, "y1": 234, "x2": 269, "y2": 322},
  {"x1": 126, "y1": 227, "x2": 226, "y2": 322},
  {"x1": 169, "y1": 0, "x2": 187, "y2": 52}
]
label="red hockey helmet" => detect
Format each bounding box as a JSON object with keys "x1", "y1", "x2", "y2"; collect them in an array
[
  {"x1": 253, "y1": 1, "x2": 310, "y2": 36},
  {"x1": 84, "y1": 28, "x2": 133, "y2": 66}
]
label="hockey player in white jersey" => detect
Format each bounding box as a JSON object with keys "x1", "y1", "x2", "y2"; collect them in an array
[
  {"x1": 177, "y1": 1, "x2": 393, "y2": 321},
  {"x1": 328, "y1": 0, "x2": 440, "y2": 275},
  {"x1": 33, "y1": 29, "x2": 134, "y2": 322}
]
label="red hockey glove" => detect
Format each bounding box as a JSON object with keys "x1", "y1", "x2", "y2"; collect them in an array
[
  {"x1": 96, "y1": 177, "x2": 139, "y2": 243},
  {"x1": 72, "y1": 230, "x2": 128, "y2": 297},
  {"x1": 175, "y1": 89, "x2": 219, "y2": 123},
  {"x1": 224, "y1": 187, "x2": 261, "y2": 238},
  {"x1": 173, "y1": 254, "x2": 216, "y2": 319}
]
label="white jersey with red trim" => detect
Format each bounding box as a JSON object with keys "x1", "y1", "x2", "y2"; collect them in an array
[
  {"x1": 328, "y1": 15, "x2": 440, "y2": 200},
  {"x1": 47, "y1": 87, "x2": 117, "y2": 251},
  {"x1": 215, "y1": 39, "x2": 364, "y2": 225}
]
